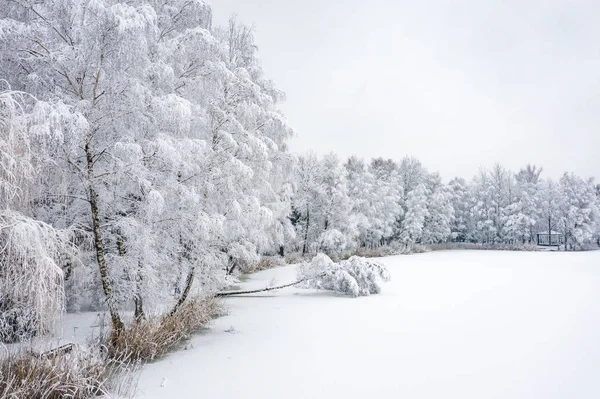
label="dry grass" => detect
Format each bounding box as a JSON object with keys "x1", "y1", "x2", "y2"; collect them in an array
[
  {"x1": 1, "y1": 297, "x2": 222, "y2": 398},
  {"x1": 352, "y1": 241, "x2": 542, "y2": 257},
  {"x1": 106, "y1": 296, "x2": 223, "y2": 362},
  {"x1": 353, "y1": 246, "x2": 402, "y2": 258},
  {"x1": 251, "y1": 256, "x2": 286, "y2": 272},
  {"x1": 426, "y1": 242, "x2": 540, "y2": 252},
  {"x1": 0, "y1": 344, "x2": 138, "y2": 399},
  {"x1": 284, "y1": 253, "x2": 308, "y2": 265}
]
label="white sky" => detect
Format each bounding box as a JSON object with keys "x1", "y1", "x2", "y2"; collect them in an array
[{"x1": 210, "y1": 0, "x2": 600, "y2": 181}]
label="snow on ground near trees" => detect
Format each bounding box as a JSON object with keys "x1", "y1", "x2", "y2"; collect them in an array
[{"x1": 135, "y1": 250, "x2": 600, "y2": 399}]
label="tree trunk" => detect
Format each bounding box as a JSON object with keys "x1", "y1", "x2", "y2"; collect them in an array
[
  {"x1": 174, "y1": 270, "x2": 182, "y2": 296},
  {"x1": 174, "y1": 235, "x2": 184, "y2": 295},
  {"x1": 170, "y1": 267, "x2": 194, "y2": 315},
  {"x1": 86, "y1": 142, "x2": 124, "y2": 333},
  {"x1": 134, "y1": 295, "x2": 144, "y2": 320},
  {"x1": 134, "y1": 262, "x2": 145, "y2": 321},
  {"x1": 302, "y1": 205, "x2": 310, "y2": 255},
  {"x1": 40, "y1": 343, "x2": 74, "y2": 358},
  {"x1": 117, "y1": 233, "x2": 144, "y2": 321},
  {"x1": 227, "y1": 255, "x2": 237, "y2": 275}
]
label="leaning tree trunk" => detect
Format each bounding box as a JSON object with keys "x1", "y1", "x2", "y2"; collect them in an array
[
  {"x1": 171, "y1": 267, "x2": 195, "y2": 316},
  {"x1": 86, "y1": 143, "x2": 124, "y2": 333},
  {"x1": 227, "y1": 255, "x2": 237, "y2": 275}
]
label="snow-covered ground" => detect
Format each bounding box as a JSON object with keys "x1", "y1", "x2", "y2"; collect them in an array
[{"x1": 132, "y1": 250, "x2": 600, "y2": 399}]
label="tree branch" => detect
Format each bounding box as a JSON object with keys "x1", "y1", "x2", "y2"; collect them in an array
[{"x1": 215, "y1": 274, "x2": 325, "y2": 297}]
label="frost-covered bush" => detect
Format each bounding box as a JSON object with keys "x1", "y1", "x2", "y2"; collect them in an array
[
  {"x1": 319, "y1": 229, "x2": 348, "y2": 254},
  {"x1": 227, "y1": 241, "x2": 260, "y2": 275},
  {"x1": 297, "y1": 253, "x2": 334, "y2": 281},
  {"x1": 340, "y1": 256, "x2": 391, "y2": 295},
  {"x1": 298, "y1": 254, "x2": 390, "y2": 297},
  {"x1": 0, "y1": 212, "x2": 75, "y2": 342}
]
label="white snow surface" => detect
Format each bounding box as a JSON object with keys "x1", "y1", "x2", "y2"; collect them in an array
[{"x1": 135, "y1": 250, "x2": 600, "y2": 399}]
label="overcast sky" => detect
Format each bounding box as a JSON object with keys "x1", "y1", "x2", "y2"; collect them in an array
[{"x1": 211, "y1": 0, "x2": 600, "y2": 181}]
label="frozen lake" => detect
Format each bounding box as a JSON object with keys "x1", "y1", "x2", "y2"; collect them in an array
[{"x1": 135, "y1": 250, "x2": 600, "y2": 399}]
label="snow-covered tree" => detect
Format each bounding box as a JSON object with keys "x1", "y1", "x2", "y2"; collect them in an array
[
  {"x1": 291, "y1": 153, "x2": 326, "y2": 254},
  {"x1": 368, "y1": 158, "x2": 403, "y2": 245},
  {"x1": 448, "y1": 178, "x2": 474, "y2": 242},
  {"x1": 343, "y1": 157, "x2": 402, "y2": 249},
  {"x1": 345, "y1": 157, "x2": 373, "y2": 247},
  {"x1": 291, "y1": 153, "x2": 353, "y2": 255},
  {"x1": 0, "y1": 1, "x2": 294, "y2": 336},
  {"x1": 470, "y1": 166, "x2": 513, "y2": 244},
  {"x1": 557, "y1": 173, "x2": 599, "y2": 250},
  {"x1": 504, "y1": 165, "x2": 542, "y2": 243},
  {"x1": 400, "y1": 183, "x2": 428, "y2": 245},
  {"x1": 398, "y1": 156, "x2": 427, "y2": 197},
  {"x1": 0, "y1": 88, "x2": 79, "y2": 341},
  {"x1": 422, "y1": 174, "x2": 453, "y2": 244}
]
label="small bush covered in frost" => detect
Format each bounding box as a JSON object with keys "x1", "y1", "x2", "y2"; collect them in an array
[
  {"x1": 298, "y1": 253, "x2": 391, "y2": 297},
  {"x1": 227, "y1": 241, "x2": 260, "y2": 274},
  {"x1": 318, "y1": 228, "x2": 348, "y2": 254}
]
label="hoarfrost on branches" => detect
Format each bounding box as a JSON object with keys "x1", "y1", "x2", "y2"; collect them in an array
[{"x1": 318, "y1": 229, "x2": 348, "y2": 254}]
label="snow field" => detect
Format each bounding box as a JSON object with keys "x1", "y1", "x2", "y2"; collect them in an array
[{"x1": 134, "y1": 250, "x2": 600, "y2": 399}]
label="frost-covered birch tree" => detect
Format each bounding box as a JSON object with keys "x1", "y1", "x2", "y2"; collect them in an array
[{"x1": 0, "y1": 0, "x2": 295, "y2": 338}]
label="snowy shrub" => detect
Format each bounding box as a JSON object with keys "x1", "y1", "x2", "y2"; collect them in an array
[
  {"x1": 298, "y1": 254, "x2": 390, "y2": 297},
  {"x1": 0, "y1": 212, "x2": 74, "y2": 343},
  {"x1": 340, "y1": 256, "x2": 391, "y2": 295},
  {"x1": 227, "y1": 241, "x2": 260, "y2": 275},
  {"x1": 319, "y1": 229, "x2": 348, "y2": 254},
  {"x1": 297, "y1": 253, "x2": 335, "y2": 281}
]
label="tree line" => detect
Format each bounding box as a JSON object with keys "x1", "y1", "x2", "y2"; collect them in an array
[{"x1": 289, "y1": 156, "x2": 600, "y2": 254}]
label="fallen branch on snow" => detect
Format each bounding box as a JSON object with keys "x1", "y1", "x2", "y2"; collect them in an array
[
  {"x1": 216, "y1": 274, "x2": 325, "y2": 297},
  {"x1": 39, "y1": 342, "x2": 75, "y2": 358},
  {"x1": 217, "y1": 254, "x2": 391, "y2": 298}
]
